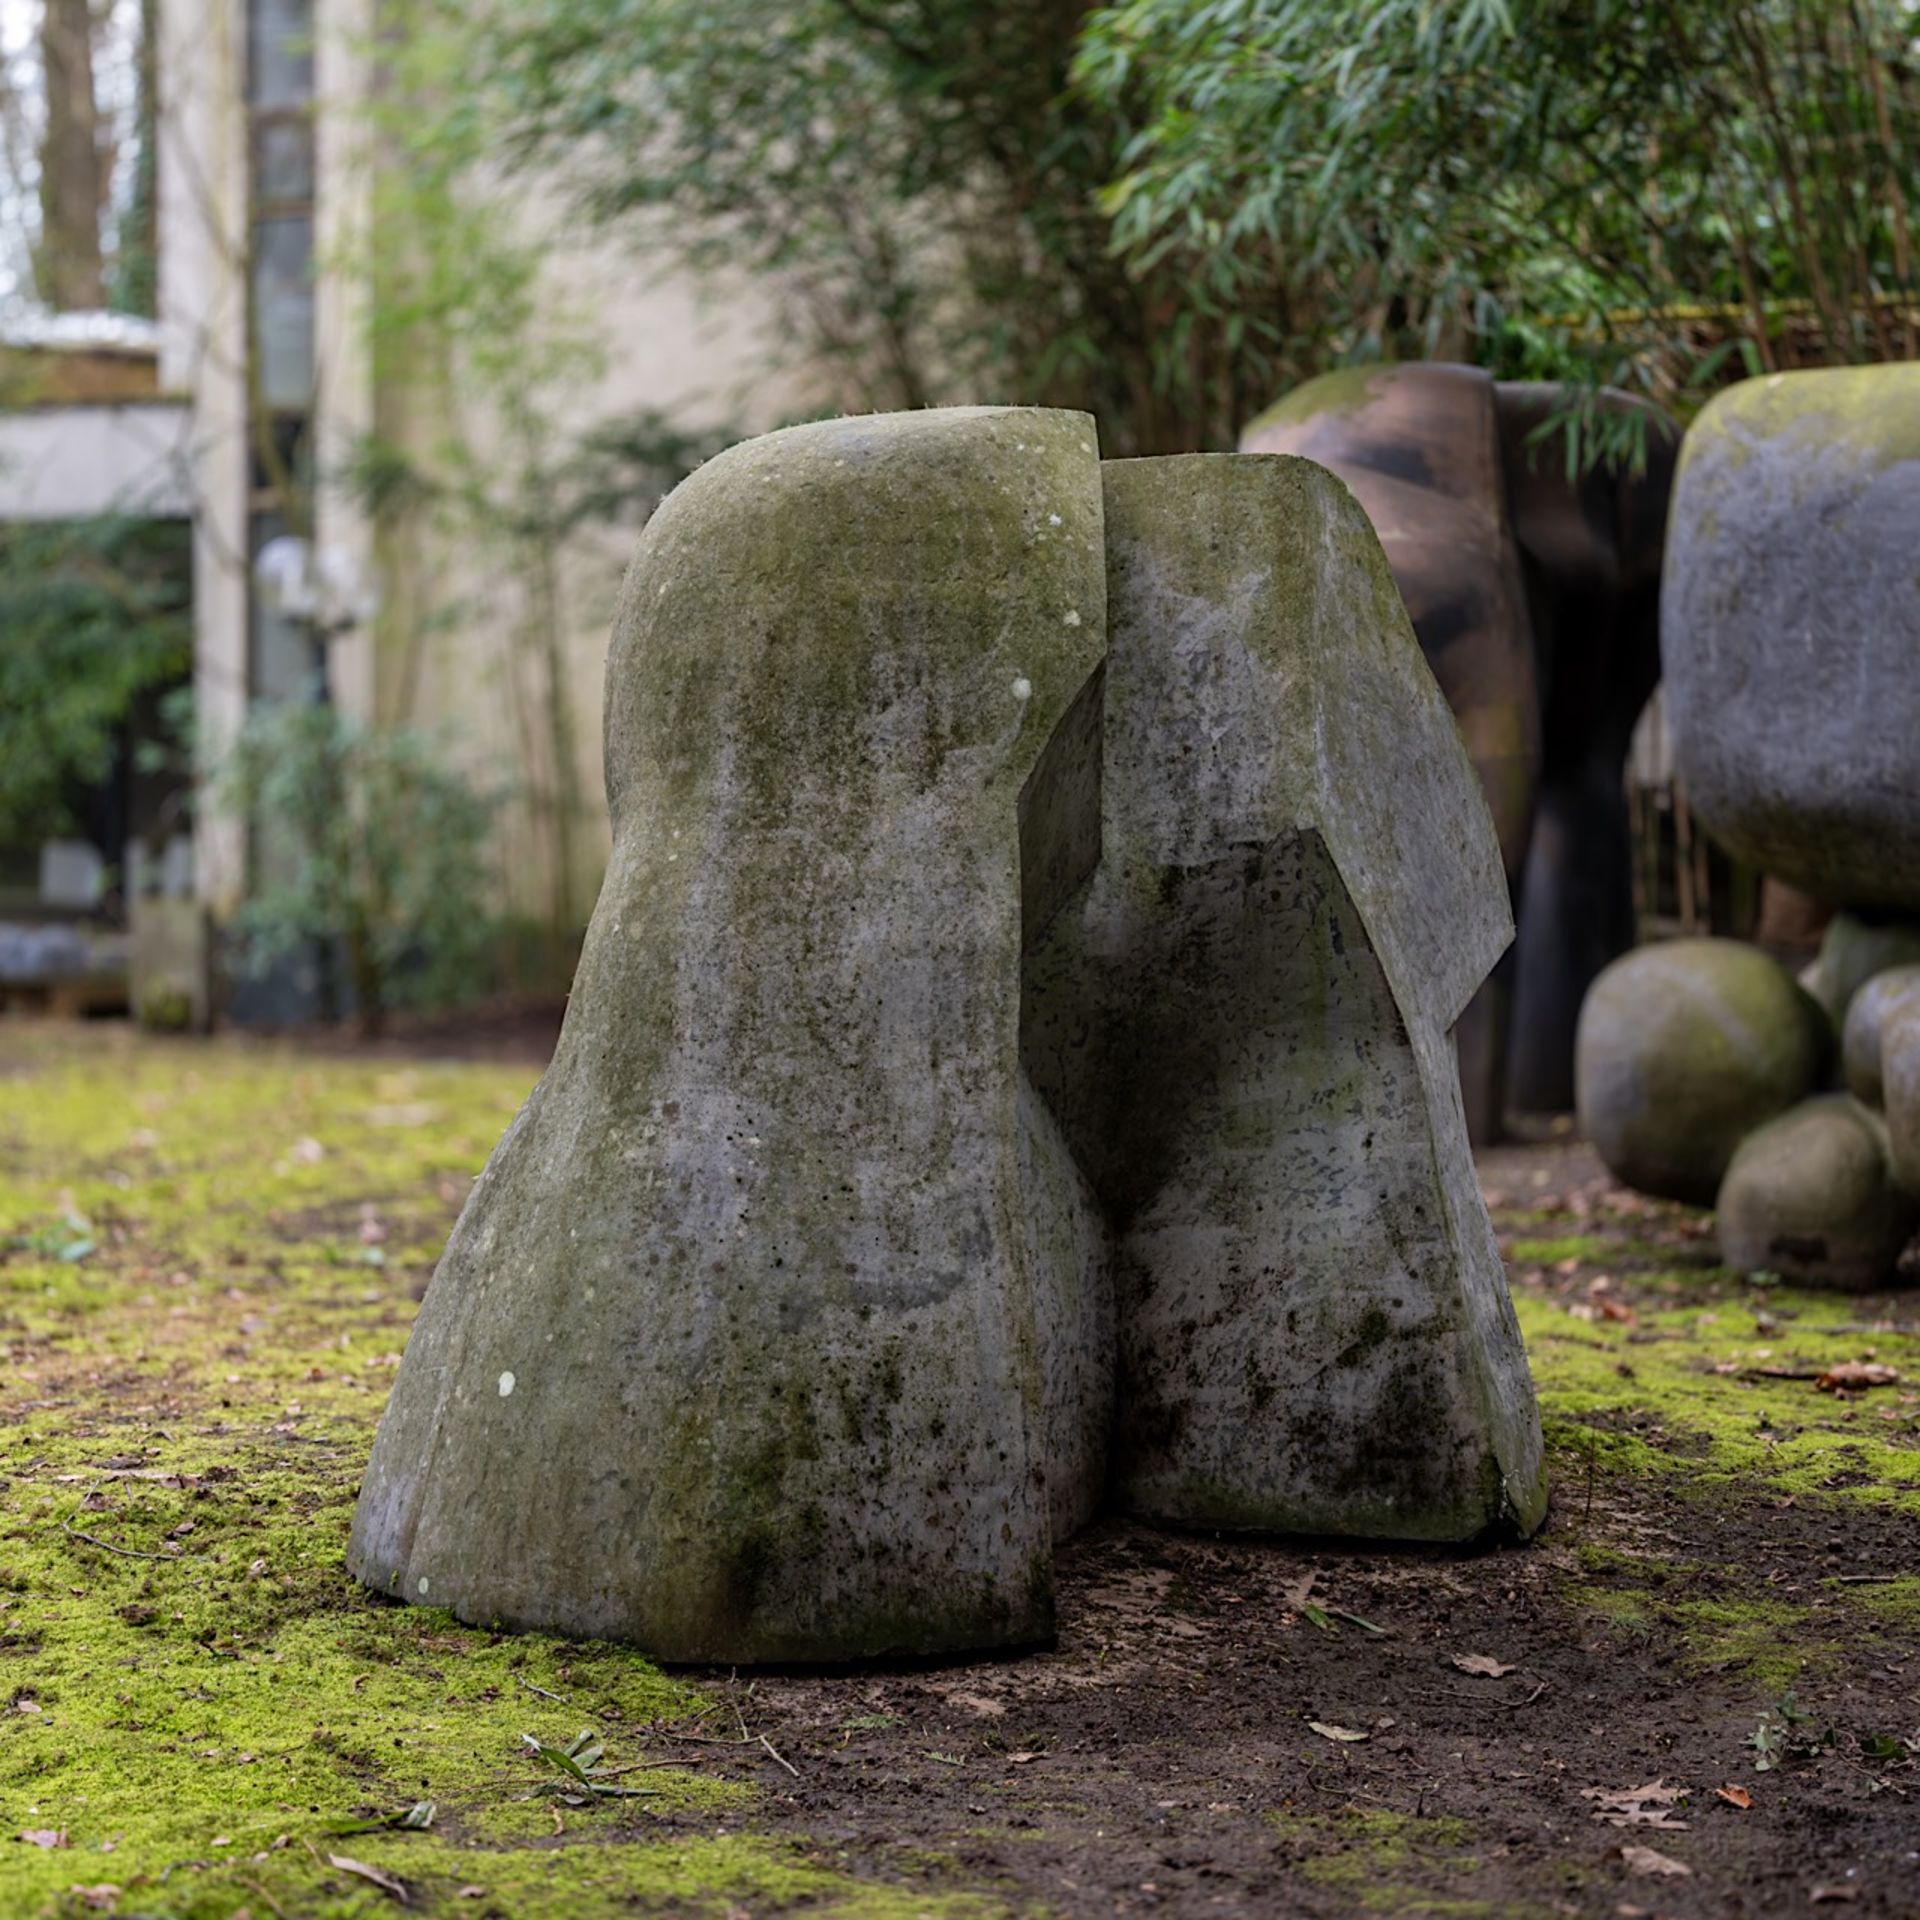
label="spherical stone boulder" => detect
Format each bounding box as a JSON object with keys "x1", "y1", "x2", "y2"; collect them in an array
[
  {"x1": 1662, "y1": 364, "x2": 1920, "y2": 911},
  {"x1": 1804, "y1": 913, "x2": 1920, "y2": 1032},
  {"x1": 1716, "y1": 1096, "x2": 1919, "y2": 1290},
  {"x1": 1885, "y1": 999, "x2": 1920, "y2": 1196},
  {"x1": 1842, "y1": 965, "x2": 1920, "y2": 1108},
  {"x1": 1575, "y1": 938, "x2": 1831, "y2": 1204}
]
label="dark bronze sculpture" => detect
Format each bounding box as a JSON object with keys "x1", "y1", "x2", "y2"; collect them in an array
[{"x1": 1244, "y1": 364, "x2": 1676, "y2": 1139}]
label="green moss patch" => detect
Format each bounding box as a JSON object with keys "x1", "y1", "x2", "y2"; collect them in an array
[
  {"x1": 1263, "y1": 1809, "x2": 1520, "y2": 1914},
  {"x1": 0, "y1": 1030, "x2": 1010, "y2": 1919}
]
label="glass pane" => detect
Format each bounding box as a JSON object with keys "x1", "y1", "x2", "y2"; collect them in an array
[
  {"x1": 248, "y1": 513, "x2": 319, "y2": 706},
  {"x1": 252, "y1": 215, "x2": 314, "y2": 412},
  {"x1": 253, "y1": 114, "x2": 314, "y2": 206},
  {"x1": 249, "y1": 0, "x2": 313, "y2": 109}
]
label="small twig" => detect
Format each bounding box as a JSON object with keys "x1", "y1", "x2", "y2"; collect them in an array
[
  {"x1": 654, "y1": 1730, "x2": 754, "y2": 1748},
  {"x1": 1740, "y1": 1367, "x2": 1824, "y2": 1381},
  {"x1": 760, "y1": 1734, "x2": 800, "y2": 1778},
  {"x1": 238, "y1": 1880, "x2": 293, "y2": 1920},
  {"x1": 1411, "y1": 1679, "x2": 1549, "y2": 1712},
  {"x1": 1833, "y1": 1573, "x2": 1902, "y2": 1585},
  {"x1": 60, "y1": 1509, "x2": 175, "y2": 1561},
  {"x1": 518, "y1": 1677, "x2": 565, "y2": 1701}
]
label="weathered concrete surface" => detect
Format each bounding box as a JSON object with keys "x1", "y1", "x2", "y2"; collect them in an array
[
  {"x1": 1663, "y1": 366, "x2": 1920, "y2": 911},
  {"x1": 350, "y1": 408, "x2": 1108, "y2": 1661},
  {"x1": 1024, "y1": 454, "x2": 1545, "y2": 1542},
  {"x1": 1842, "y1": 965, "x2": 1920, "y2": 1109},
  {"x1": 1803, "y1": 913, "x2": 1920, "y2": 1033},
  {"x1": 1576, "y1": 939, "x2": 1831, "y2": 1206},
  {"x1": 1717, "y1": 1095, "x2": 1919, "y2": 1291}
]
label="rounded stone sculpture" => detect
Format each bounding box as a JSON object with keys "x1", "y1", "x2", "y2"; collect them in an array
[
  {"x1": 1575, "y1": 939, "x2": 1830, "y2": 1206},
  {"x1": 1842, "y1": 964, "x2": 1920, "y2": 1108},
  {"x1": 1717, "y1": 1096, "x2": 1918, "y2": 1290},
  {"x1": 1243, "y1": 364, "x2": 1676, "y2": 1137},
  {"x1": 349, "y1": 408, "x2": 1547, "y2": 1663},
  {"x1": 1884, "y1": 999, "x2": 1920, "y2": 1197},
  {"x1": 1803, "y1": 913, "x2": 1920, "y2": 1032},
  {"x1": 1663, "y1": 364, "x2": 1920, "y2": 912}
]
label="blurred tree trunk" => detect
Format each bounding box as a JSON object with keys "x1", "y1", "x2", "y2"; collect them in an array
[
  {"x1": 109, "y1": 0, "x2": 159, "y2": 316},
  {"x1": 35, "y1": 0, "x2": 106, "y2": 311}
]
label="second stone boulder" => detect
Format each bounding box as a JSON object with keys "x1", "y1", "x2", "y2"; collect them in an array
[{"x1": 1575, "y1": 939, "x2": 1830, "y2": 1205}]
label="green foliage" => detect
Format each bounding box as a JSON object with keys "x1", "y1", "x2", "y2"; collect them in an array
[
  {"x1": 1078, "y1": 0, "x2": 1920, "y2": 415},
  {"x1": 477, "y1": 0, "x2": 1263, "y2": 451},
  {"x1": 0, "y1": 517, "x2": 190, "y2": 851},
  {"x1": 1747, "y1": 1691, "x2": 1837, "y2": 1770},
  {"x1": 212, "y1": 699, "x2": 498, "y2": 1029}
]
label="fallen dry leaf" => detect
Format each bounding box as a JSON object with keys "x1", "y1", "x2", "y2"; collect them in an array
[
  {"x1": 73, "y1": 1890, "x2": 121, "y2": 1912},
  {"x1": 1817, "y1": 1362, "x2": 1899, "y2": 1392},
  {"x1": 1810, "y1": 1889, "x2": 1859, "y2": 1904},
  {"x1": 1716, "y1": 1785, "x2": 1753, "y2": 1810},
  {"x1": 1582, "y1": 1781, "x2": 1690, "y2": 1829},
  {"x1": 17, "y1": 1830, "x2": 67, "y2": 1849},
  {"x1": 1307, "y1": 1721, "x2": 1369, "y2": 1743},
  {"x1": 1007, "y1": 1751, "x2": 1041, "y2": 1765},
  {"x1": 1452, "y1": 1654, "x2": 1517, "y2": 1677},
  {"x1": 1620, "y1": 1844, "x2": 1692, "y2": 1878},
  {"x1": 329, "y1": 1854, "x2": 412, "y2": 1904}
]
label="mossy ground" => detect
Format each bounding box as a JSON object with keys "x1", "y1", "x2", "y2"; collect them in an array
[
  {"x1": 3, "y1": 1033, "x2": 1918, "y2": 1919},
  {"x1": 0, "y1": 1029, "x2": 1005, "y2": 1919}
]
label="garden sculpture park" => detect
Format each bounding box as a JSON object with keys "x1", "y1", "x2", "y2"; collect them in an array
[{"x1": 7, "y1": 4, "x2": 1920, "y2": 1912}]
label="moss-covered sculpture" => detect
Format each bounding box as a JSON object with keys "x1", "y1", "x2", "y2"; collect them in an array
[{"x1": 350, "y1": 409, "x2": 1545, "y2": 1662}]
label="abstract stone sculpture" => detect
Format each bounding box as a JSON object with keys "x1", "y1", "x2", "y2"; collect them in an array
[
  {"x1": 1642, "y1": 366, "x2": 1920, "y2": 1289},
  {"x1": 350, "y1": 409, "x2": 1546, "y2": 1662},
  {"x1": 1663, "y1": 365, "x2": 1920, "y2": 912},
  {"x1": 1243, "y1": 366, "x2": 1675, "y2": 1140}
]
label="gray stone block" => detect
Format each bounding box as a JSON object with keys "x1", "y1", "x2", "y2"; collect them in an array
[
  {"x1": 351, "y1": 413, "x2": 1546, "y2": 1662},
  {"x1": 1663, "y1": 366, "x2": 1920, "y2": 911},
  {"x1": 1024, "y1": 454, "x2": 1543, "y2": 1542},
  {"x1": 351, "y1": 407, "x2": 1107, "y2": 1661}
]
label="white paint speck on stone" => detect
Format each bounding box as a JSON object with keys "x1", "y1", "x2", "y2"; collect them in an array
[
  {"x1": 417, "y1": 1576, "x2": 430, "y2": 1595},
  {"x1": 1048, "y1": 514, "x2": 1062, "y2": 526},
  {"x1": 498, "y1": 1370, "x2": 516, "y2": 1398},
  {"x1": 1062, "y1": 610, "x2": 1082, "y2": 627},
  {"x1": 1011, "y1": 677, "x2": 1033, "y2": 702}
]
